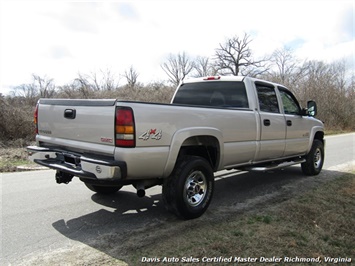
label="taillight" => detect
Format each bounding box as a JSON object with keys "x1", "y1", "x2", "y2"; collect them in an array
[
  {"x1": 34, "y1": 103, "x2": 39, "y2": 134},
  {"x1": 115, "y1": 107, "x2": 135, "y2": 147}
]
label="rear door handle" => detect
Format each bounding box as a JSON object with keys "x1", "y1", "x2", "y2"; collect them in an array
[
  {"x1": 64, "y1": 109, "x2": 76, "y2": 119},
  {"x1": 287, "y1": 120, "x2": 292, "y2": 126},
  {"x1": 263, "y1": 119, "x2": 271, "y2": 126}
]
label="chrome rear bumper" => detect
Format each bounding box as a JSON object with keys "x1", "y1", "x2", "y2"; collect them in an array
[{"x1": 27, "y1": 146, "x2": 127, "y2": 180}]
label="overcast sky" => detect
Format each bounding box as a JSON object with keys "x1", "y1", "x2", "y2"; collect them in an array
[{"x1": 0, "y1": 0, "x2": 354, "y2": 95}]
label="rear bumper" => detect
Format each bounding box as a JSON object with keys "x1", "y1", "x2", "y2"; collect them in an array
[{"x1": 27, "y1": 146, "x2": 127, "y2": 180}]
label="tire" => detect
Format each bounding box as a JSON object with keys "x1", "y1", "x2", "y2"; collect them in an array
[
  {"x1": 162, "y1": 156, "x2": 214, "y2": 220},
  {"x1": 84, "y1": 183, "x2": 123, "y2": 194},
  {"x1": 301, "y1": 139, "x2": 324, "y2": 176}
]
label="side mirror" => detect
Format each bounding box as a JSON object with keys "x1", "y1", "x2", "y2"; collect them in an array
[{"x1": 307, "y1": 100, "x2": 317, "y2": 117}]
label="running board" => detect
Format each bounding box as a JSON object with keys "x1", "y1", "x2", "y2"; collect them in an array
[{"x1": 243, "y1": 158, "x2": 306, "y2": 172}]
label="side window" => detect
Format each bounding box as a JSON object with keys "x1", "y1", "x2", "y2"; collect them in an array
[
  {"x1": 256, "y1": 83, "x2": 279, "y2": 113},
  {"x1": 279, "y1": 88, "x2": 301, "y2": 115}
]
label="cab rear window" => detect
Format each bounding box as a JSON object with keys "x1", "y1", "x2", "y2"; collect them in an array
[{"x1": 173, "y1": 81, "x2": 249, "y2": 108}]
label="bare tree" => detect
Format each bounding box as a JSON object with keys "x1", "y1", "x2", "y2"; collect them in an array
[
  {"x1": 193, "y1": 56, "x2": 218, "y2": 77},
  {"x1": 296, "y1": 60, "x2": 352, "y2": 129},
  {"x1": 32, "y1": 74, "x2": 56, "y2": 98},
  {"x1": 123, "y1": 65, "x2": 139, "y2": 88},
  {"x1": 57, "y1": 83, "x2": 78, "y2": 98},
  {"x1": 11, "y1": 74, "x2": 55, "y2": 104},
  {"x1": 91, "y1": 72, "x2": 102, "y2": 91},
  {"x1": 91, "y1": 69, "x2": 119, "y2": 91},
  {"x1": 12, "y1": 83, "x2": 37, "y2": 104},
  {"x1": 102, "y1": 68, "x2": 119, "y2": 91},
  {"x1": 74, "y1": 73, "x2": 92, "y2": 98},
  {"x1": 270, "y1": 47, "x2": 299, "y2": 84},
  {"x1": 214, "y1": 33, "x2": 268, "y2": 77},
  {"x1": 161, "y1": 52, "x2": 194, "y2": 87}
]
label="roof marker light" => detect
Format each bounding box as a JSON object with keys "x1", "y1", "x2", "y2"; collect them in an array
[{"x1": 203, "y1": 76, "x2": 221, "y2": 80}]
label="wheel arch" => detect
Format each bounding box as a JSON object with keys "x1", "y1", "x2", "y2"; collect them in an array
[
  {"x1": 307, "y1": 127, "x2": 325, "y2": 153},
  {"x1": 314, "y1": 131, "x2": 324, "y2": 143},
  {"x1": 163, "y1": 127, "x2": 223, "y2": 177}
]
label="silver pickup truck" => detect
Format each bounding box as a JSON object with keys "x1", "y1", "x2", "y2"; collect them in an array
[{"x1": 28, "y1": 76, "x2": 325, "y2": 219}]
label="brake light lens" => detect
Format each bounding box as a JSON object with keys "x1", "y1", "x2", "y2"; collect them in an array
[
  {"x1": 34, "y1": 103, "x2": 39, "y2": 134},
  {"x1": 115, "y1": 107, "x2": 135, "y2": 147},
  {"x1": 203, "y1": 76, "x2": 221, "y2": 80}
]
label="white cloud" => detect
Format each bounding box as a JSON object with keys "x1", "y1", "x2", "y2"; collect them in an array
[{"x1": 1, "y1": 0, "x2": 354, "y2": 95}]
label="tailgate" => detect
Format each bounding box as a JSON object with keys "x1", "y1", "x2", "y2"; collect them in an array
[{"x1": 37, "y1": 99, "x2": 116, "y2": 146}]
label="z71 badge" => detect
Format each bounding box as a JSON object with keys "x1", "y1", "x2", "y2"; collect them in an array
[{"x1": 139, "y1": 129, "x2": 162, "y2": 140}]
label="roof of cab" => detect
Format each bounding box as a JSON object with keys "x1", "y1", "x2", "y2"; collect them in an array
[
  {"x1": 182, "y1": 76, "x2": 245, "y2": 83},
  {"x1": 182, "y1": 75, "x2": 287, "y2": 89}
]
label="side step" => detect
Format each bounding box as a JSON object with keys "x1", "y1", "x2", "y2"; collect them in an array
[{"x1": 243, "y1": 158, "x2": 306, "y2": 172}]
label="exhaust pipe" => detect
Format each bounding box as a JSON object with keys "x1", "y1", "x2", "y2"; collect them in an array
[
  {"x1": 137, "y1": 188, "x2": 146, "y2": 198},
  {"x1": 134, "y1": 180, "x2": 162, "y2": 198},
  {"x1": 136, "y1": 182, "x2": 146, "y2": 198}
]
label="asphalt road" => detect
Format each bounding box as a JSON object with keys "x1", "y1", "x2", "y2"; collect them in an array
[{"x1": 1, "y1": 133, "x2": 354, "y2": 265}]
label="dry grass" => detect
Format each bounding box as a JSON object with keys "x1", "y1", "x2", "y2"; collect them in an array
[
  {"x1": 123, "y1": 173, "x2": 355, "y2": 265},
  {"x1": 0, "y1": 141, "x2": 34, "y2": 172}
]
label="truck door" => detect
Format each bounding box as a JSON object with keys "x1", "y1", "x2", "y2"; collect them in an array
[
  {"x1": 255, "y1": 82, "x2": 286, "y2": 161},
  {"x1": 278, "y1": 87, "x2": 310, "y2": 156}
]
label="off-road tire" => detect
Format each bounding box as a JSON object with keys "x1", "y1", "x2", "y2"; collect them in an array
[
  {"x1": 162, "y1": 155, "x2": 214, "y2": 220},
  {"x1": 84, "y1": 183, "x2": 123, "y2": 194},
  {"x1": 301, "y1": 139, "x2": 324, "y2": 176}
]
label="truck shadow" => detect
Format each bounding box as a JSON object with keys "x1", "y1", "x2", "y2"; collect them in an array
[{"x1": 52, "y1": 167, "x2": 350, "y2": 263}]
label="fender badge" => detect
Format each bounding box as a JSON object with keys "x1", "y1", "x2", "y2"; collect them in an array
[{"x1": 139, "y1": 129, "x2": 162, "y2": 140}]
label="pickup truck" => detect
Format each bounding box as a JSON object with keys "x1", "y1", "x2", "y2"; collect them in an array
[{"x1": 28, "y1": 76, "x2": 325, "y2": 219}]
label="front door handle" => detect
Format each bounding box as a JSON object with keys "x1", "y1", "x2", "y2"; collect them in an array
[
  {"x1": 287, "y1": 120, "x2": 292, "y2": 126},
  {"x1": 263, "y1": 119, "x2": 271, "y2": 126}
]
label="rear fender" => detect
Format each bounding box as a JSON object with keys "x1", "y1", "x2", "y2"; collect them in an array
[{"x1": 163, "y1": 127, "x2": 224, "y2": 177}]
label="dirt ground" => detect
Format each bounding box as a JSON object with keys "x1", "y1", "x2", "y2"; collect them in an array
[{"x1": 0, "y1": 147, "x2": 43, "y2": 173}]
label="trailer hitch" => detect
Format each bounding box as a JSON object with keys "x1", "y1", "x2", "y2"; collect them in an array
[{"x1": 55, "y1": 171, "x2": 74, "y2": 184}]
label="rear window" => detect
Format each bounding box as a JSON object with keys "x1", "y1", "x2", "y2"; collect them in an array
[{"x1": 173, "y1": 81, "x2": 249, "y2": 108}]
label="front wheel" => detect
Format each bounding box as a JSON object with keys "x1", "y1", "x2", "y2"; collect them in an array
[
  {"x1": 162, "y1": 156, "x2": 214, "y2": 220},
  {"x1": 84, "y1": 183, "x2": 123, "y2": 194},
  {"x1": 301, "y1": 139, "x2": 324, "y2": 176}
]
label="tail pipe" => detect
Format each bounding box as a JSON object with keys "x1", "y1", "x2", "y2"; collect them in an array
[
  {"x1": 134, "y1": 180, "x2": 162, "y2": 198},
  {"x1": 136, "y1": 184, "x2": 146, "y2": 198}
]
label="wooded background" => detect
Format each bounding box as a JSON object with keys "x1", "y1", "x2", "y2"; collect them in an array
[{"x1": 1, "y1": 33, "x2": 354, "y2": 144}]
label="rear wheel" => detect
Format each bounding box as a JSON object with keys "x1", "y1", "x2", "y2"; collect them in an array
[
  {"x1": 301, "y1": 139, "x2": 324, "y2": 175},
  {"x1": 162, "y1": 156, "x2": 214, "y2": 220},
  {"x1": 84, "y1": 183, "x2": 122, "y2": 194}
]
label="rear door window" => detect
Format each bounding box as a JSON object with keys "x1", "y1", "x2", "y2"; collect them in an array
[{"x1": 255, "y1": 83, "x2": 280, "y2": 113}]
